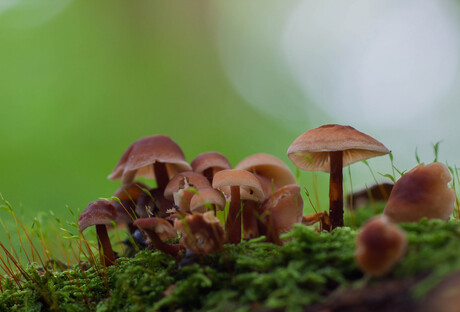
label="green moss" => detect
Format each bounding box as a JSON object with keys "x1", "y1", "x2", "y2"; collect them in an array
[{"x1": 2, "y1": 219, "x2": 460, "y2": 311}]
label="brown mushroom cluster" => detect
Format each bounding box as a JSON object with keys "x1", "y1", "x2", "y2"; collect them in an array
[
  {"x1": 78, "y1": 125, "x2": 457, "y2": 274},
  {"x1": 78, "y1": 135, "x2": 305, "y2": 266}
]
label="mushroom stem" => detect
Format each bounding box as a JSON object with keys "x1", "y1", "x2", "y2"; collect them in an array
[
  {"x1": 226, "y1": 186, "x2": 242, "y2": 244},
  {"x1": 243, "y1": 201, "x2": 259, "y2": 239},
  {"x1": 203, "y1": 167, "x2": 214, "y2": 184},
  {"x1": 329, "y1": 151, "x2": 344, "y2": 229},
  {"x1": 145, "y1": 229, "x2": 184, "y2": 258},
  {"x1": 96, "y1": 224, "x2": 116, "y2": 266},
  {"x1": 154, "y1": 162, "x2": 169, "y2": 191}
]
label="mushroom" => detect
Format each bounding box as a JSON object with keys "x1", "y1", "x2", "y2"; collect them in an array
[
  {"x1": 189, "y1": 188, "x2": 225, "y2": 214},
  {"x1": 355, "y1": 215, "x2": 407, "y2": 276},
  {"x1": 212, "y1": 169, "x2": 264, "y2": 244},
  {"x1": 383, "y1": 163, "x2": 456, "y2": 223},
  {"x1": 164, "y1": 172, "x2": 211, "y2": 212},
  {"x1": 174, "y1": 211, "x2": 225, "y2": 254},
  {"x1": 191, "y1": 152, "x2": 232, "y2": 184},
  {"x1": 235, "y1": 153, "x2": 297, "y2": 195},
  {"x1": 133, "y1": 217, "x2": 183, "y2": 257},
  {"x1": 108, "y1": 135, "x2": 191, "y2": 189},
  {"x1": 79, "y1": 200, "x2": 137, "y2": 266},
  {"x1": 287, "y1": 124, "x2": 389, "y2": 229},
  {"x1": 259, "y1": 184, "x2": 303, "y2": 244},
  {"x1": 235, "y1": 153, "x2": 297, "y2": 239}
]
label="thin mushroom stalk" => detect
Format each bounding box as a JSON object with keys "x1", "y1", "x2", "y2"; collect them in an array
[
  {"x1": 96, "y1": 224, "x2": 116, "y2": 266},
  {"x1": 243, "y1": 201, "x2": 260, "y2": 239},
  {"x1": 143, "y1": 228, "x2": 184, "y2": 258},
  {"x1": 154, "y1": 161, "x2": 169, "y2": 191},
  {"x1": 329, "y1": 151, "x2": 343, "y2": 229},
  {"x1": 227, "y1": 186, "x2": 242, "y2": 244}
]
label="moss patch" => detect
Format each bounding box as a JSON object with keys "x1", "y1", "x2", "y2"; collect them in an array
[{"x1": 2, "y1": 218, "x2": 460, "y2": 311}]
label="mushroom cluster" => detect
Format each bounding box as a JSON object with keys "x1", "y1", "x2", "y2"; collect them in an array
[
  {"x1": 78, "y1": 125, "x2": 457, "y2": 276},
  {"x1": 78, "y1": 135, "x2": 304, "y2": 266}
]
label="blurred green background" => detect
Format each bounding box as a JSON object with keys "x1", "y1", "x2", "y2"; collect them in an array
[
  {"x1": 0, "y1": 1, "x2": 329, "y2": 248},
  {"x1": 1, "y1": 0, "x2": 459, "y2": 256}
]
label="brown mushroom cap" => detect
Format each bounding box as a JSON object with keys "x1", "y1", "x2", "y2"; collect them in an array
[
  {"x1": 174, "y1": 212, "x2": 225, "y2": 254},
  {"x1": 235, "y1": 153, "x2": 296, "y2": 187},
  {"x1": 260, "y1": 184, "x2": 303, "y2": 240},
  {"x1": 383, "y1": 163, "x2": 456, "y2": 223},
  {"x1": 79, "y1": 200, "x2": 134, "y2": 231},
  {"x1": 190, "y1": 188, "x2": 226, "y2": 213},
  {"x1": 191, "y1": 152, "x2": 231, "y2": 175},
  {"x1": 212, "y1": 169, "x2": 265, "y2": 202},
  {"x1": 164, "y1": 172, "x2": 211, "y2": 200},
  {"x1": 108, "y1": 135, "x2": 192, "y2": 184},
  {"x1": 355, "y1": 215, "x2": 407, "y2": 276},
  {"x1": 287, "y1": 124, "x2": 390, "y2": 172},
  {"x1": 133, "y1": 217, "x2": 177, "y2": 241}
]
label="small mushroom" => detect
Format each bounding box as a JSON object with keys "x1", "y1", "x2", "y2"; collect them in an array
[
  {"x1": 133, "y1": 217, "x2": 183, "y2": 257},
  {"x1": 79, "y1": 200, "x2": 136, "y2": 266},
  {"x1": 235, "y1": 153, "x2": 296, "y2": 196},
  {"x1": 212, "y1": 169, "x2": 264, "y2": 244},
  {"x1": 191, "y1": 152, "x2": 232, "y2": 184},
  {"x1": 383, "y1": 163, "x2": 456, "y2": 223},
  {"x1": 108, "y1": 135, "x2": 191, "y2": 189},
  {"x1": 164, "y1": 172, "x2": 211, "y2": 212},
  {"x1": 288, "y1": 124, "x2": 389, "y2": 229},
  {"x1": 355, "y1": 215, "x2": 407, "y2": 276},
  {"x1": 259, "y1": 184, "x2": 303, "y2": 244},
  {"x1": 189, "y1": 188, "x2": 225, "y2": 214},
  {"x1": 174, "y1": 212, "x2": 225, "y2": 255}
]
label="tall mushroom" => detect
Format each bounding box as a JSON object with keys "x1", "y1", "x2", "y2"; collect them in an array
[
  {"x1": 212, "y1": 169, "x2": 264, "y2": 244},
  {"x1": 191, "y1": 152, "x2": 232, "y2": 184},
  {"x1": 287, "y1": 124, "x2": 389, "y2": 229}
]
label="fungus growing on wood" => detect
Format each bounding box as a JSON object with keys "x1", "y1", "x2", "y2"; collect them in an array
[
  {"x1": 108, "y1": 135, "x2": 191, "y2": 189},
  {"x1": 79, "y1": 200, "x2": 136, "y2": 266},
  {"x1": 189, "y1": 188, "x2": 225, "y2": 214},
  {"x1": 384, "y1": 163, "x2": 456, "y2": 223},
  {"x1": 174, "y1": 211, "x2": 225, "y2": 254},
  {"x1": 288, "y1": 124, "x2": 389, "y2": 229},
  {"x1": 191, "y1": 152, "x2": 231, "y2": 184},
  {"x1": 212, "y1": 169, "x2": 264, "y2": 244},
  {"x1": 355, "y1": 215, "x2": 407, "y2": 276},
  {"x1": 259, "y1": 184, "x2": 303, "y2": 244},
  {"x1": 133, "y1": 217, "x2": 183, "y2": 257}
]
